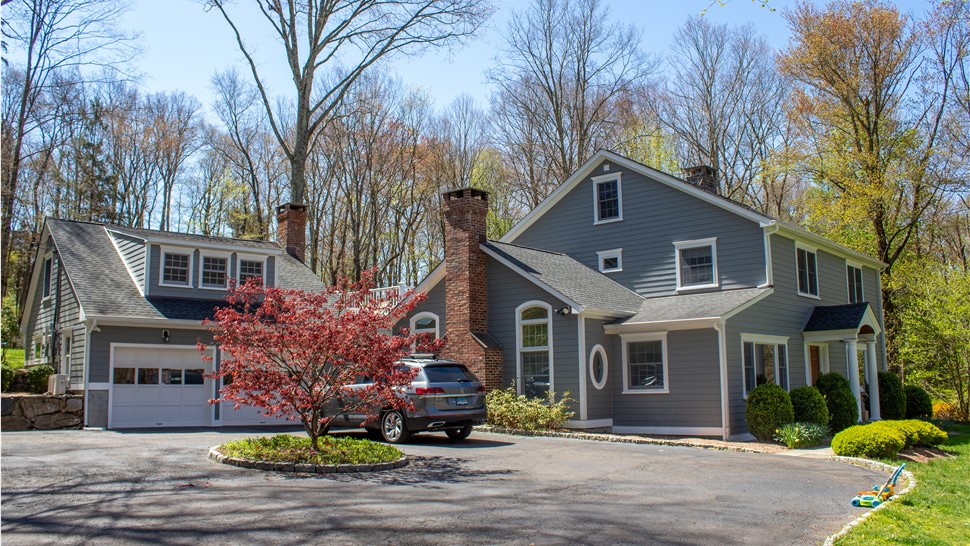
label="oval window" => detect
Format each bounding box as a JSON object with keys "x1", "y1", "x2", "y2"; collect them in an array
[{"x1": 589, "y1": 345, "x2": 608, "y2": 390}]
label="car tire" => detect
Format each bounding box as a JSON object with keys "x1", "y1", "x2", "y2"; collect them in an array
[
  {"x1": 445, "y1": 425, "x2": 473, "y2": 441},
  {"x1": 365, "y1": 428, "x2": 383, "y2": 441},
  {"x1": 380, "y1": 410, "x2": 411, "y2": 444}
]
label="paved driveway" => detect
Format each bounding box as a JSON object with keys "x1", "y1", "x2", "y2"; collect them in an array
[{"x1": 1, "y1": 428, "x2": 880, "y2": 545}]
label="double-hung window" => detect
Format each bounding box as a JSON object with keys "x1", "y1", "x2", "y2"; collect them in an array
[
  {"x1": 517, "y1": 302, "x2": 552, "y2": 398},
  {"x1": 796, "y1": 245, "x2": 819, "y2": 297},
  {"x1": 161, "y1": 251, "x2": 191, "y2": 287},
  {"x1": 42, "y1": 257, "x2": 54, "y2": 299},
  {"x1": 674, "y1": 238, "x2": 718, "y2": 290},
  {"x1": 742, "y1": 335, "x2": 789, "y2": 396},
  {"x1": 592, "y1": 173, "x2": 622, "y2": 224},
  {"x1": 200, "y1": 255, "x2": 228, "y2": 289},
  {"x1": 847, "y1": 264, "x2": 864, "y2": 303},
  {"x1": 238, "y1": 258, "x2": 264, "y2": 285},
  {"x1": 621, "y1": 332, "x2": 668, "y2": 393}
]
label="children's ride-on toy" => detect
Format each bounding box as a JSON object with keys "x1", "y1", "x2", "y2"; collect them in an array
[{"x1": 851, "y1": 463, "x2": 905, "y2": 508}]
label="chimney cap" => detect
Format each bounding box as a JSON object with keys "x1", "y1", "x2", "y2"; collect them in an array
[
  {"x1": 684, "y1": 165, "x2": 716, "y2": 177},
  {"x1": 276, "y1": 203, "x2": 307, "y2": 214},
  {"x1": 443, "y1": 187, "x2": 489, "y2": 201}
]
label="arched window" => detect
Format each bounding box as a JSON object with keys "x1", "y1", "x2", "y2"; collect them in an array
[
  {"x1": 409, "y1": 312, "x2": 440, "y2": 341},
  {"x1": 589, "y1": 344, "x2": 608, "y2": 390},
  {"x1": 516, "y1": 301, "x2": 553, "y2": 398}
]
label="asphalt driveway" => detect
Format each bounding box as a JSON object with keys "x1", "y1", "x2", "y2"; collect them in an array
[{"x1": 1, "y1": 428, "x2": 881, "y2": 545}]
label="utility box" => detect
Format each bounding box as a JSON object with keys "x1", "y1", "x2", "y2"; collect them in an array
[{"x1": 48, "y1": 374, "x2": 70, "y2": 395}]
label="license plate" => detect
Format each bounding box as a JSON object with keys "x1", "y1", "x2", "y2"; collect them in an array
[{"x1": 455, "y1": 397, "x2": 468, "y2": 406}]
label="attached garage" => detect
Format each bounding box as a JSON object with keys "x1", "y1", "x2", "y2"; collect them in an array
[{"x1": 110, "y1": 345, "x2": 214, "y2": 428}]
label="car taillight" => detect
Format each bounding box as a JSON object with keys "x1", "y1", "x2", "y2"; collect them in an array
[
  {"x1": 414, "y1": 387, "x2": 445, "y2": 395},
  {"x1": 477, "y1": 386, "x2": 486, "y2": 393}
]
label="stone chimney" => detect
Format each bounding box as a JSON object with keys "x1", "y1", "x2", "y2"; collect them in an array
[
  {"x1": 441, "y1": 188, "x2": 502, "y2": 390},
  {"x1": 276, "y1": 203, "x2": 307, "y2": 263},
  {"x1": 684, "y1": 165, "x2": 719, "y2": 195}
]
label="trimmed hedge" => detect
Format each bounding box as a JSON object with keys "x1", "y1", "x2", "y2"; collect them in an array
[
  {"x1": 789, "y1": 386, "x2": 829, "y2": 426},
  {"x1": 878, "y1": 371, "x2": 906, "y2": 420},
  {"x1": 815, "y1": 373, "x2": 858, "y2": 432},
  {"x1": 25, "y1": 365, "x2": 54, "y2": 394},
  {"x1": 904, "y1": 385, "x2": 933, "y2": 420},
  {"x1": 745, "y1": 383, "x2": 794, "y2": 441},
  {"x1": 486, "y1": 385, "x2": 574, "y2": 431},
  {"x1": 831, "y1": 419, "x2": 948, "y2": 458}
]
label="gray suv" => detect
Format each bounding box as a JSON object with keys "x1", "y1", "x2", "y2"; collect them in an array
[{"x1": 335, "y1": 357, "x2": 488, "y2": 443}]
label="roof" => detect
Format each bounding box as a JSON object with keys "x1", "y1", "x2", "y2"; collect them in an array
[
  {"x1": 44, "y1": 218, "x2": 325, "y2": 322},
  {"x1": 108, "y1": 225, "x2": 281, "y2": 250},
  {"x1": 803, "y1": 303, "x2": 872, "y2": 332},
  {"x1": 614, "y1": 287, "x2": 772, "y2": 326},
  {"x1": 470, "y1": 331, "x2": 503, "y2": 349},
  {"x1": 482, "y1": 241, "x2": 643, "y2": 315}
]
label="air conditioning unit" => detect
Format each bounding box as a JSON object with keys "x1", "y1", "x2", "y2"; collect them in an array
[{"x1": 48, "y1": 374, "x2": 70, "y2": 395}]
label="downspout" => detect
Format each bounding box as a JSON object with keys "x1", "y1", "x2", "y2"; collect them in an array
[
  {"x1": 48, "y1": 256, "x2": 63, "y2": 366},
  {"x1": 760, "y1": 223, "x2": 779, "y2": 288},
  {"x1": 714, "y1": 319, "x2": 731, "y2": 440}
]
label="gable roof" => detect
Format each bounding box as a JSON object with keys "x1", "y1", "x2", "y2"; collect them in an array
[
  {"x1": 481, "y1": 241, "x2": 643, "y2": 316},
  {"x1": 803, "y1": 303, "x2": 872, "y2": 332},
  {"x1": 499, "y1": 149, "x2": 884, "y2": 269}
]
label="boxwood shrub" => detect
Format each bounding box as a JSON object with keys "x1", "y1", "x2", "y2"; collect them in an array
[
  {"x1": 878, "y1": 371, "x2": 906, "y2": 420},
  {"x1": 789, "y1": 386, "x2": 829, "y2": 426},
  {"x1": 904, "y1": 385, "x2": 933, "y2": 420},
  {"x1": 25, "y1": 365, "x2": 55, "y2": 394},
  {"x1": 832, "y1": 423, "x2": 906, "y2": 458},
  {"x1": 870, "y1": 419, "x2": 947, "y2": 448},
  {"x1": 745, "y1": 383, "x2": 794, "y2": 441},
  {"x1": 815, "y1": 373, "x2": 858, "y2": 432}
]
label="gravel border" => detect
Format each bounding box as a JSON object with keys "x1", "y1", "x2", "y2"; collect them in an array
[
  {"x1": 208, "y1": 445, "x2": 409, "y2": 474},
  {"x1": 821, "y1": 457, "x2": 916, "y2": 546}
]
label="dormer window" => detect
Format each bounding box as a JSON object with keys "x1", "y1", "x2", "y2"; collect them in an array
[
  {"x1": 200, "y1": 255, "x2": 229, "y2": 289},
  {"x1": 592, "y1": 173, "x2": 622, "y2": 224},
  {"x1": 238, "y1": 258, "x2": 264, "y2": 286},
  {"x1": 161, "y1": 252, "x2": 191, "y2": 287},
  {"x1": 674, "y1": 238, "x2": 718, "y2": 290}
]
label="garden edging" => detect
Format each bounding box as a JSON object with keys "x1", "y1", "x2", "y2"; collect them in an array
[
  {"x1": 822, "y1": 457, "x2": 917, "y2": 546},
  {"x1": 208, "y1": 445, "x2": 409, "y2": 474}
]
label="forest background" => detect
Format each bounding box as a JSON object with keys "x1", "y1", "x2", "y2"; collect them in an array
[{"x1": 2, "y1": 0, "x2": 968, "y2": 416}]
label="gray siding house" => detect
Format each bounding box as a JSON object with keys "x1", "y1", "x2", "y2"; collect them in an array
[
  {"x1": 20, "y1": 205, "x2": 324, "y2": 428},
  {"x1": 408, "y1": 150, "x2": 886, "y2": 439}
]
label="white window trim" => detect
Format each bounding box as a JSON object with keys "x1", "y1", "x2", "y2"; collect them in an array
[
  {"x1": 846, "y1": 261, "x2": 864, "y2": 304},
  {"x1": 589, "y1": 344, "x2": 608, "y2": 390},
  {"x1": 60, "y1": 329, "x2": 73, "y2": 376},
  {"x1": 597, "y1": 248, "x2": 623, "y2": 273},
  {"x1": 159, "y1": 247, "x2": 194, "y2": 288},
  {"x1": 32, "y1": 334, "x2": 48, "y2": 364},
  {"x1": 515, "y1": 300, "x2": 554, "y2": 396},
  {"x1": 198, "y1": 251, "x2": 232, "y2": 291},
  {"x1": 674, "y1": 237, "x2": 719, "y2": 291},
  {"x1": 740, "y1": 333, "x2": 790, "y2": 398},
  {"x1": 620, "y1": 331, "x2": 669, "y2": 394},
  {"x1": 409, "y1": 311, "x2": 440, "y2": 340},
  {"x1": 236, "y1": 254, "x2": 269, "y2": 287},
  {"x1": 803, "y1": 342, "x2": 830, "y2": 386},
  {"x1": 591, "y1": 172, "x2": 623, "y2": 225},
  {"x1": 795, "y1": 242, "x2": 820, "y2": 299},
  {"x1": 42, "y1": 255, "x2": 55, "y2": 302}
]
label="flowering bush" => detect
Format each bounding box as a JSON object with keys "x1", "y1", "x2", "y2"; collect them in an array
[
  {"x1": 486, "y1": 384, "x2": 574, "y2": 431},
  {"x1": 774, "y1": 422, "x2": 830, "y2": 449}
]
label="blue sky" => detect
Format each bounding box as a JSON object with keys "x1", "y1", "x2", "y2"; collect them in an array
[{"x1": 122, "y1": 0, "x2": 930, "y2": 117}]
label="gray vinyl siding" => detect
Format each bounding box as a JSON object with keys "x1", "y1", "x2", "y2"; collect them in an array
[
  {"x1": 86, "y1": 326, "x2": 215, "y2": 383},
  {"x1": 612, "y1": 329, "x2": 721, "y2": 428},
  {"x1": 485, "y1": 258, "x2": 579, "y2": 406},
  {"x1": 511, "y1": 163, "x2": 767, "y2": 296},
  {"x1": 146, "y1": 245, "x2": 277, "y2": 298},
  {"x1": 724, "y1": 234, "x2": 885, "y2": 434},
  {"x1": 401, "y1": 279, "x2": 446, "y2": 333},
  {"x1": 583, "y1": 316, "x2": 614, "y2": 421},
  {"x1": 109, "y1": 231, "x2": 147, "y2": 290}
]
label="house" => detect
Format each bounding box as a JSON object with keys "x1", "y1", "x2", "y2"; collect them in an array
[
  {"x1": 405, "y1": 150, "x2": 887, "y2": 440},
  {"x1": 20, "y1": 204, "x2": 325, "y2": 428}
]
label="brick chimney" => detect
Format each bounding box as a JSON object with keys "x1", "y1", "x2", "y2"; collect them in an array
[
  {"x1": 276, "y1": 203, "x2": 307, "y2": 263},
  {"x1": 442, "y1": 188, "x2": 502, "y2": 390},
  {"x1": 684, "y1": 165, "x2": 719, "y2": 195}
]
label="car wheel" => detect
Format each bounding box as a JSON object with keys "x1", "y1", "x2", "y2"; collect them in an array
[
  {"x1": 380, "y1": 410, "x2": 411, "y2": 444},
  {"x1": 445, "y1": 425, "x2": 473, "y2": 441}
]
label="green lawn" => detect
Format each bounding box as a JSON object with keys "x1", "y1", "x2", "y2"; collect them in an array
[
  {"x1": 1, "y1": 348, "x2": 24, "y2": 369},
  {"x1": 835, "y1": 422, "x2": 970, "y2": 545}
]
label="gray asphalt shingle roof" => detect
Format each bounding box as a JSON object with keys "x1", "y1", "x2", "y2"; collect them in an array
[
  {"x1": 614, "y1": 287, "x2": 771, "y2": 325},
  {"x1": 109, "y1": 225, "x2": 281, "y2": 250},
  {"x1": 483, "y1": 241, "x2": 643, "y2": 315},
  {"x1": 46, "y1": 218, "x2": 325, "y2": 321},
  {"x1": 803, "y1": 303, "x2": 871, "y2": 332}
]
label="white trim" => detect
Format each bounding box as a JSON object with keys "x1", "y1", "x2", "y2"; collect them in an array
[
  {"x1": 794, "y1": 243, "x2": 820, "y2": 299},
  {"x1": 612, "y1": 426, "x2": 724, "y2": 436},
  {"x1": 236, "y1": 254, "x2": 269, "y2": 287},
  {"x1": 515, "y1": 300, "x2": 555, "y2": 397},
  {"x1": 596, "y1": 248, "x2": 623, "y2": 273},
  {"x1": 605, "y1": 317, "x2": 719, "y2": 334},
  {"x1": 105, "y1": 230, "x2": 146, "y2": 297},
  {"x1": 591, "y1": 172, "x2": 623, "y2": 225},
  {"x1": 87, "y1": 382, "x2": 111, "y2": 390},
  {"x1": 714, "y1": 320, "x2": 731, "y2": 440},
  {"x1": 109, "y1": 229, "x2": 284, "y2": 256},
  {"x1": 674, "y1": 238, "x2": 719, "y2": 291},
  {"x1": 803, "y1": 342, "x2": 830, "y2": 386},
  {"x1": 761, "y1": 224, "x2": 778, "y2": 287},
  {"x1": 588, "y1": 344, "x2": 608, "y2": 391},
  {"x1": 198, "y1": 251, "x2": 232, "y2": 291},
  {"x1": 740, "y1": 333, "x2": 791, "y2": 397},
  {"x1": 565, "y1": 418, "x2": 613, "y2": 429},
  {"x1": 41, "y1": 254, "x2": 54, "y2": 301},
  {"x1": 773, "y1": 223, "x2": 885, "y2": 270},
  {"x1": 21, "y1": 225, "x2": 51, "y2": 337},
  {"x1": 482, "y1": 245, "x2": 583, "y2": 312},
  {"x1": 409, "y1": 311, "x2": 440, "y2": 340},
  {"x1": 846, "y1": 262, "x2": 864, "y2": 304},
  {"x1": 620, "y1": 331, "x2": 669, "y2": 394},
  {"x1": 85, "y1": 315, "x2": 210, "y2": 329},
  {"x1": 577, "y1": 314, "x2": 587, "y2": 420},
  {"x1": 60, "y1": 329, "x2": 73, "y2": 376},
  {"x1": 159, "y1": 247, "x2": 194, "y2": 288}
]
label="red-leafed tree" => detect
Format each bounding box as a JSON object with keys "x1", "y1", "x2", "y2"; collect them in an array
[{"x1": 200, "y1": 272, "x2": 441, "y2": 451}]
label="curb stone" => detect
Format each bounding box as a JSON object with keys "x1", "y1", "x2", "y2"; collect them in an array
[
  {"x1": 477, "y1": 425, "x2": 772, "y2": 454},
  {"x1": 208, "y1": 446, "x2": 409, "y2": 474},
  {"x1": 822, "y1": 457, "x2": 916, "y2": 546}
]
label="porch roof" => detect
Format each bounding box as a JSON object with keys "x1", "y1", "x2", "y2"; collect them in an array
[
  {"x1": 604, "y1": 287, "x2": 772, "y2": 332},
  {"x1": 803, "y1": 303, "x2": 872, "y2": 332}
]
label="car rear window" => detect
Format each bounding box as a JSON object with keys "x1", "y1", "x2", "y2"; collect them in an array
[{"x1": 423, "y1": 365, "x2": 476, "y2": 383}]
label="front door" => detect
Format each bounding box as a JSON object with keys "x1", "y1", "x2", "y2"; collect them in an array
[{"x1": 809, "y1": 346, "x2": 821, "y2": 385}]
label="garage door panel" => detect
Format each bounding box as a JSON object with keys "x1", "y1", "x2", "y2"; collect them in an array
[{"x1": 110, "y1": 346, "x2": 213, "y2": 428}]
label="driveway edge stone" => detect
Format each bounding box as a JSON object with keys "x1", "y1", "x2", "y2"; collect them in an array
[
  {"x1": 821, "y1": 457, "x2": 916, "y2": 546},
  {"x1": 208, "y1": 446, "x2": 409, "y2": 474},
  {"x1": 478, "y1": 425, "x2": 774, "y2": 454}
]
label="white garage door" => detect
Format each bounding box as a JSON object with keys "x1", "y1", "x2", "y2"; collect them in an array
[{"x1": 111, "y1": 346, "x2": 213, "y2": 428}]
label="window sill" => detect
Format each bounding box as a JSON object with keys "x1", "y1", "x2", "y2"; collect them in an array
[
  {"x1": 676, "y1": 283, "x2": 719, "y2": 293},
  {"x1": 593, "y1": 217, "x2": 623, "y2": 226},
  {"x1": 622, "y1": 388, "x2": 669, "y2": 395},
  {"x1": 797, "y1": 291, "x2": 821, "y2": 300},
  {"x1": 198, "y1": 285, "x2": 228, "y2": 291},
  {"x1": 600, "y1": 268, "x2": 622, "y2": 274},
  {"x1": 159, "y1": 282, "x2": 192, "y2": 289}
]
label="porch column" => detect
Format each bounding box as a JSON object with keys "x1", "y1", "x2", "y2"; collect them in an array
[
  {"x1": 845, "y1": 338, "x2": 863, "y2": 422},
  {"x1": 866, "y1": 339, "x2": 880, "y2": 420}
]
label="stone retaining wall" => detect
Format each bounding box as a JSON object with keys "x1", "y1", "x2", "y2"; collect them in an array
[{"x1": 1, "y1": 394, "x2": 84, "y2": 430}]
